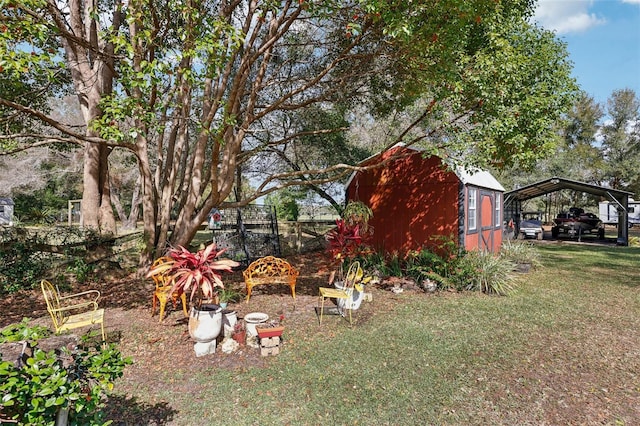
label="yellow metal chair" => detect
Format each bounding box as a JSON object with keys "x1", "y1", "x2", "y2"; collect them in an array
[
  {"x1": 150, "y1": 257, "x2": 189, "y2": 322},
  {"x1": 41, "y1": 280, "x2": 106, "y2": 342},
  {"x1": 318, "y1": 261, "x2": 363, "y2": 327}
]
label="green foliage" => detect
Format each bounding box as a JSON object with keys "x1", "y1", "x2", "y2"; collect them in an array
[
  {"x1": 456, "y1": 250, "x2": 515, "y2": 295},
  {"x1": 599, "y1": 89, "x2": 640, "y2": 192},
  {"x1": 0, "y1": 318, "x2": 51, "y2": 343},
  {"x1": 217, "y1": 287, "x2": 242, "y2": 303},
  {"x1": 2, "y1": 0, "x2": 577, "y2": 258},
  {"x1": 362, "y1": 0, "x2": 577, "y2": 169},
  {"x1": 341, "y1": 200, "x2": 373, "y2": 227},
  {"x1": 66, "y1": 258, "x2": 95, "y2": 284},
  {"x1": 360, "y1": 237, "x2": 517, "y2": 295},
  {"x1": 0, "y1": 229, "x2": 53, "y2": 294},
  {"x1": 370, "y1": 251, "x2": 404, "y2": 278},
  {"x1": 265, "y1": 188, "x2": 305, "y2": 221},
  {"x1": 500, "y1": 240, "x2": 542, "y2": 269},
  {"x1": 0, "y1": 322, "x2": 131, "y2": 425},
  {"x1": 0, "y1": 226, "x2": 107, "y2": 294},
  {"x1": 404, "y1": 248, "x2": 457, "y2": 290},
  {"x1": 12, "y1": 177, "x2": 81, "y2": 225}
]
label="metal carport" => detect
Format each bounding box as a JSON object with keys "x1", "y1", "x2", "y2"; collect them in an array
[{"x1": 504, "y1": 176, "x2": 634, "y2": 246}]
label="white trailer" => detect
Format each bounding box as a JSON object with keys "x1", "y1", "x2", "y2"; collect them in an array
[
  {"x1": 599, "y1": 200, "x2": 640, "y2": 227},
  {"x1": 0, "y1": 198, "x2": 14, "y2": 226}
]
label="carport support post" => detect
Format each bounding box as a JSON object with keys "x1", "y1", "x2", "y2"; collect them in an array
[
  {"x1": 608, "y1": 192, "x2": 630, "y2": 246},
  {"x1": 617, "y1": 201, "x2": 629, "y2": 246}
]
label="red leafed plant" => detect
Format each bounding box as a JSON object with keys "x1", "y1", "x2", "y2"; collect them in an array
[
  {"x1": 147, "y1": 242, "x2": 239, "y2": 303},
  {"x1": 326, "y1": 218, "x2": 364, "y2": 261},
  {"x1": 326, "y1": 201, "x2": 374, "y2": 282}
]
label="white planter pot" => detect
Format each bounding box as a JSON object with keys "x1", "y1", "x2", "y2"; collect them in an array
[
  {"x1": 188, "y1": 304, "x2": 223, "y2": 343},
  {"x1": 244, "y1": 312, "x2": 269, "y2": 336},
  {"x1": 334, "y1": 281, "x2": 365, "y2": 311},
  {"x1": 222, "y1": 310, "x2": 237, "y2": 338}
]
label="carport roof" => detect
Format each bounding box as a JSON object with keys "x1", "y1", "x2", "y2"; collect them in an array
[{"x1": 504, "y1": 176, "x2": 633, "y2": 203}]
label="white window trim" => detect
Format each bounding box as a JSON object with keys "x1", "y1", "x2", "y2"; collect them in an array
[
  {"x1": 468, "y1": 188, "x2": 477, "y2": 231},
  {"x1": 494, "y1": 192, "x2": 501, "y2": 227}
]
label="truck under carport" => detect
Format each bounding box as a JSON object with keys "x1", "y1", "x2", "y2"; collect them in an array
[{"x1": 504, "y1": 177, "x2": 634, "y2": 246}]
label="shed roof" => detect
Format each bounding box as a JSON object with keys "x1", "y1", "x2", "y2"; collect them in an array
[
  {"x1": 345, "y1": 143, "x2": 504, "y2": 191},
  {"x1": 456, "y1": 167, "x2": 505, "y2": 192},
  {"x1": 0, "y1": 198, "x2": 14, "y2": 206}
]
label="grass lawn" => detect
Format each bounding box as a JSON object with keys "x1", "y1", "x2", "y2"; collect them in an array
[{"x1": 103, "y1": 242, "x2": 640, "y2": 425}]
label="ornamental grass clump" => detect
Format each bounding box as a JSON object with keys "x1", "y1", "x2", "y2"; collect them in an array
[
  {"x1": 499, "y1": 240, "x2": 542, "y2": 269},
  {"x1": 458, "y1": 250, "x2": 515, "y2": 295}
]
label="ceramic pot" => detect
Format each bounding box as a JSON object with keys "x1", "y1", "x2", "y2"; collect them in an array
[
  {"x1": 244, "y1": 312, "x2": 269, "y2": 336},
  {"x1": 334, "y1": 281, "x2": 365, "y2": 310},
  {"x1": 222, "y1": 310, "x2": 237, "y2": 337},
  {"x1": 232, "y1": 330, "x2": 246, "y2": 345},
  {"x1": 188, "y1": 304, "x2": 223, "y2": 343}
]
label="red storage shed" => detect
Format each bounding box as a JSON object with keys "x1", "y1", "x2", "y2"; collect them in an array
[{"x1": 345, "y1": 145, "x2": 505, "y2": 254}]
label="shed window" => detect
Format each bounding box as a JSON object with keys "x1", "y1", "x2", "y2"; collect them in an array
[
  {"x1": 468, "y1": 188, "x2": 477, "y2": 230},
  {"x1": 494, "y1": 193, "x2": 501, "y2": 227},
  {"x1": 0, "y1": 206, "x2": 4, "y2": 214}
]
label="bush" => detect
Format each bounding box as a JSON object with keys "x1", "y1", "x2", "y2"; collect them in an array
[
  {"x1": 0, "y1": 322, "x2": 131, "y2": 425},
  {"x1": 359, "y1": 239, "x2": 516, "y2": 296},
  {"x1": 360, "y1": 244, "x2": 459, "y2": 291},
  {"x1": 66, "y1": 258, "x2": 95, "y2": 284},
  {"x1": 0, "y1": 230, "x2": 53, "y2": 294},
  {"x1": 455, "y1": 250, "x2": 515, "y2": 295},
  {"x1": 0, "y1": 226, "x2": 106, "y2": 293},
  {"x1": 0, "y1": 318, "x2": 51, "y2": 343},
  {"x1": 499, "y1": 240, "x2": 542, "y2": 269}
]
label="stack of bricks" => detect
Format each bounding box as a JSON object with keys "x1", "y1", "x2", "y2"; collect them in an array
[{"x1": 259, "y1": 336, "x2": 281, "y2": 356}]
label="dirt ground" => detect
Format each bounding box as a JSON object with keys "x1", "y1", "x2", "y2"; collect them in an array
[{"x1": 0, "y1": 250, "x2": 405, "y2": 386}]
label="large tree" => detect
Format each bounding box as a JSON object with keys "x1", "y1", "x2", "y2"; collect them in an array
[
  {"x1": 600, "y1": 89, "x2": 640, "y2": 193},
  {"x1": 1, "y1": 0, "x2": 577, "y2": 265}
]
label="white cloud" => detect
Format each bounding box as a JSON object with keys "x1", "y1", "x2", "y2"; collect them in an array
[
  {"x1": 533, "y1": 0, "x2": 607, "y2": 34},
  {"x1": 621, "y1": 0, "x2": 640, "y2": 4}
]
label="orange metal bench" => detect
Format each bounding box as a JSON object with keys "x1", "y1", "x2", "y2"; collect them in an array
[{"x1": 243, "y1": 256, "x2": 299, "y2": 302}]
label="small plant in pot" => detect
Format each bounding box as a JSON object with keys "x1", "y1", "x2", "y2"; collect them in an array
[
  {"x1": 148, "y1": 242, "x2": 239, "y2": 305},
  {"x1": 147, "y1": 242, "x2": 240, "y2": 356},
  {"x1": 218, "y1": 287, "x2": 242, "y2": 309},
  {"x1": 231, "y1": 322, "x2": 246, "y2": 345}
]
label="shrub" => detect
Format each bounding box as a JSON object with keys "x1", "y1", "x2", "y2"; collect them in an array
[
  {"x1": 360, "y1": 246, "x2": 459, "y2": 290},
  {"x1": 0, "y1": 226, "x2": 108, "y2": 294},
  {"x1": 0, "y1": 235, "x2": 53, "y2": 294},
  {"x1": 456, "y1": 250, "x2": 515, "y2": 295},
  {"x1": 0, "y1": 318, "x2": 51, "y2": 343},
  {"x1": 359, "y1": 241, "x2": 516, "y2": 296},
  {"x1": 499, "y1": 240, "x2": 542, "y2": 269},
  {"x1": 66, "y1": 258, "x2": 95, "y2": 284},
  {"x1": 0, "y1": 322, "x2": 131, "y2": 425}
]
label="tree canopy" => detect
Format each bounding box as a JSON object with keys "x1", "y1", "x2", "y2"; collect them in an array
[{"x1": 1, "y1": 0, "x2": 577, "y2": 263}]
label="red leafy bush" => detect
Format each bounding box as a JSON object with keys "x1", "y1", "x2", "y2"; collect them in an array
[{"x1": 147, "y1": 242, "x2": 239, "y2": 303}]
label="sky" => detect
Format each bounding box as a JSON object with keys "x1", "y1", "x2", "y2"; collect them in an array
[{"x1": 532, "y1": 0, "x2": 640, "y2": 107}]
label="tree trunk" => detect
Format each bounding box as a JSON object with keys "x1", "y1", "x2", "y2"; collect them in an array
[
  {"x1": 82, "y1": 134, "x2": 116, "y2": 234},
  {"x1": 110, "y1": 175, "x2": 141, "y2": 231}
]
